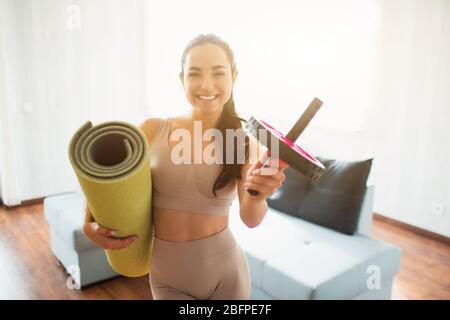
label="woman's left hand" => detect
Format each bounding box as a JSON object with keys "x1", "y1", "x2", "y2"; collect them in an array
[{"x1": 244, "y1": 151, "x2": 289, "y2": 202}]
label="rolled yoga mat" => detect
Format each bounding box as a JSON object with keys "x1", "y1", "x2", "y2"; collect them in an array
[{"x1": 68, "y1": 120, "x2": 153, "y2": 277}]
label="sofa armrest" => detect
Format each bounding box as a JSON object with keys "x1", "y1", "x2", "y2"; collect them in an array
[{"x1": 356, "y1": 185, "x2": 375, "y2": 237}]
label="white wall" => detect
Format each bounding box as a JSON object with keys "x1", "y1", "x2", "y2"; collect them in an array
[
  {"x1": 281, "y1": 0, "x2": 450, "y2": 237},
  {"x1": 142, "y1": 0, "x2": 449, "y2": 237},
  {"x1": 367, "y1": 0, "x2": 450, "y2": 237}
]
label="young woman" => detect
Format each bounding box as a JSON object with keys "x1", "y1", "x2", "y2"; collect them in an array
[{"x1": 83, "y1": 34, "x2": 288, "y2": 300}]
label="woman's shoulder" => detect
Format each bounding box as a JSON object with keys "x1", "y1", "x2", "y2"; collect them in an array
[{"x1": 139, "y1": 117, "x2": 166, "y2": 145}]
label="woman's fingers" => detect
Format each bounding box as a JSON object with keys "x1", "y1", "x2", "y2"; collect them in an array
[
  {"x1": 246, "y1": 175, "x2": 281, "y2": 188},
  {"x1": 90, "y1": 222, "x2": 117, "y2": 237},
  {"x1": 244, "y1": 160, "x2": 287, "y2": 198},
  {"x1": 104, "y1": 236, "x2": 138, "y2": 250},
  {"x1": 243, "y1": 182, "x2": 272, "y2": 196},
  {"x1": 247, "y1": 170, "x2": 286, "y2": 185},
  {"x1": 118, "y1": 236, "x2": 139, "y2": 247},
  {"x1": 278, "y1": 159, "x2": 289, "y2": 170},
  {"x1": 83, "y1": 222, "x2": 138, "y2": 250},
  {"x1": 257, "y1": 159, "x2": 289, "y2": 176},
  {"x1": 254, "y1": 169, "x2": 286, "y2": 181}
]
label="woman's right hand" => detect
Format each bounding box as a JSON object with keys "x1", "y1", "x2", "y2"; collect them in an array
[{"x1": 83, "y1": 205, "x2": 138, "y2": 250}]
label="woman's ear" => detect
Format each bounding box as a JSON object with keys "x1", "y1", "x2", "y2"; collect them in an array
[
  {"x1": 232, "y1": 69, "x2": 238, "y2": 84},
  {"x1": 179, "y1": 72, "x2": 184, "y2": 86}
]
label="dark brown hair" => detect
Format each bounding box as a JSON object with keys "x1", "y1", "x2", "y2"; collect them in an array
[{"x1": 180, "y1": 34, "x2": 249, "y2": 196}]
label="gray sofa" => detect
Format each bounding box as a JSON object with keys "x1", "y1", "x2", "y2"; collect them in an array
[
  {"x1": 44, "y1": 185, "x2": 401, "y2": 298},
  {"x1": 229, "y1": 185, "x2": 402, "y2": 299},
  {"x1": 44, "y1": 193, "x2": 119, "y2": 288}
]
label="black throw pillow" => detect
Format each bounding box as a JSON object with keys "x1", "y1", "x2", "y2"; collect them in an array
[{"x1": 267, "y1": 156, "x2": 373, "y2": 235}]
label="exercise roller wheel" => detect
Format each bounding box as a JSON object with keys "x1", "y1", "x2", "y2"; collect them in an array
[{"x1": 244, "y1": 97, "x2": 326, "y2": 196}]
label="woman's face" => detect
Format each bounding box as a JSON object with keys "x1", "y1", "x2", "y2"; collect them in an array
[{"x1": 180, "y1": 43, "x2": 237, "y2": 116}]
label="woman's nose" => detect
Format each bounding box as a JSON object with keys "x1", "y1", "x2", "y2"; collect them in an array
[{"x1": 200, "y1": 76, "x2": 214, "y2": 90}]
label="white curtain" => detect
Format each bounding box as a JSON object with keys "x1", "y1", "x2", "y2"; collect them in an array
[
  {"x1": 0, "y1": 0, "x2": 147, "y2": 204},
  {"x1": 0, "y1": 0, "x2": 21, "y2": 205}
]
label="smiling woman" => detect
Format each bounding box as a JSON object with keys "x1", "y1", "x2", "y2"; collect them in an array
[
  {"x1": 145, "y1": 34, "x2": 253, "y2": 300},
  {"x1": 82, "y1": 33, "x2": 289, "y2": 300},
  {"x1": 178, "y1": 35, "x2": 247, "y2": 196}
]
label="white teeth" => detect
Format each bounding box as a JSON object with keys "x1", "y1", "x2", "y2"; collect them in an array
[{"x1": 198, "y1": 95, "x2": 217, "y2": 100}]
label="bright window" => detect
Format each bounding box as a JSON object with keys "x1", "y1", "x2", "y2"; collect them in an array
[{"x1": 143, "y1": 0, "x2": 379, "y2": 133}]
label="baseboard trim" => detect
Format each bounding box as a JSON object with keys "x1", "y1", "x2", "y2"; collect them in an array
[
  {"x1": 374, "y1": 213, "x2": 450, "y2": 246},
  {"x1": 3, "y1": 197, "x2": 45, "y2": 209},
  {"x1": 4, "y1": 197, "x2": 450, "y2": 246},
  {"x1": 3, "y1": 191, "x2": 77, "y2": 210}
]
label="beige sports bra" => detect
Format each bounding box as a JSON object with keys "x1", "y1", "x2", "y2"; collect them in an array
[{"x1": 149, "y1": 117, "x2": 237, "y2": 215}]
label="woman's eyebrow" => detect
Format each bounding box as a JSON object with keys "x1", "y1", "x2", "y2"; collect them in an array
[{"x1": 187, "y1": 65, "x2": 227, "y2": 71}]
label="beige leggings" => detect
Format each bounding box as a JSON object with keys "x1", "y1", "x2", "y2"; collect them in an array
[{"x1": 149, "y1": 226, "x2": 251, "y2": 300}]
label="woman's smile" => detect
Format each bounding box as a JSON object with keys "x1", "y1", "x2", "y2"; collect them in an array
[{"x1": 197, "y1": 94, "x2": 219, "y2": 101}]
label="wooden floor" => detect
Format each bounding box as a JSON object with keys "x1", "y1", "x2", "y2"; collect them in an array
[
  {"x1": 370, "y1": 216, "x2": 450, "y2": 300},
  {"x1": 0, "y1": 202, "x2": 448, "y2": 300}
]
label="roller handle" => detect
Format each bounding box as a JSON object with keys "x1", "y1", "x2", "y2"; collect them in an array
[
  {"x1": 247, "y1": 97, "x2": 323, "y2": 197},
  {"x1": 285, "y1": 97, "x2": 323, "y2": 143}
]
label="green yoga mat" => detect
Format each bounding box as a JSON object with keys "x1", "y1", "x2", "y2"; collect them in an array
[{"x1": 68, "y1": 120, "x2": 153, "y2": 277}]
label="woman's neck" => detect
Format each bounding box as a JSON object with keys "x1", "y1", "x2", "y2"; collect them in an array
[{"x1": 186, "y1": 109, "x2": 222, "y2": 130}]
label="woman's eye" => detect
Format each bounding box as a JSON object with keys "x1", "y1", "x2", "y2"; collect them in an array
[
  {"x1": 214, "y1": 73, "x2": 225, "y2": 76},
  {"x1": 188, "y1": 73, "x2": 200, "y2": 78}
]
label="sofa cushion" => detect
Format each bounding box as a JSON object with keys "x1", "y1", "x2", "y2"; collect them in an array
[
  {"x1": 267, "y1": 156, "x2": 372, "y2": 235},
  {"x1": 44, "y1": 192, "x2": 85, "y2": 229},
  {"x1": 229, "y1": 200, "x2": 401, "y2": 299},
  {"x1": 44, "y1": 192, "x2": 97, "y2": 251}
]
